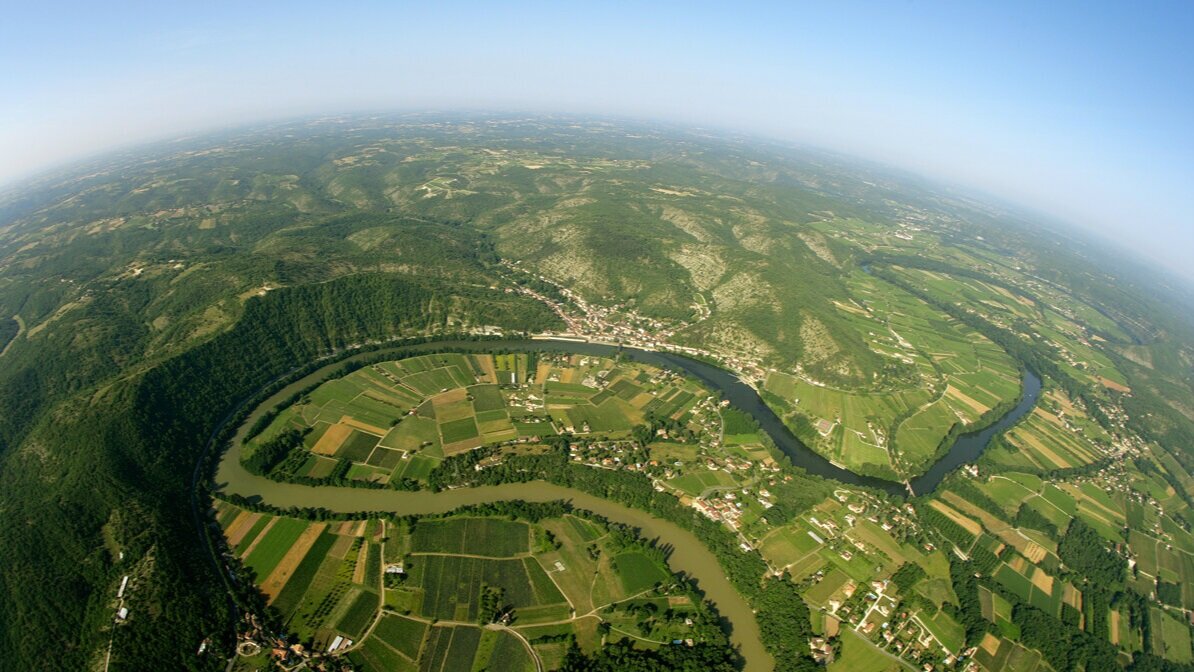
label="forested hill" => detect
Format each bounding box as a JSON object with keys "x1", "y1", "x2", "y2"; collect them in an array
[{"x1": 0, "y1": 273, "x2": 558, "y2": 670}]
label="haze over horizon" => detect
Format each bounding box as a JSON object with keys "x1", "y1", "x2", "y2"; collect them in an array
[{"x1": 2, "y1": 1, "x2": 1191, "y2": 279}]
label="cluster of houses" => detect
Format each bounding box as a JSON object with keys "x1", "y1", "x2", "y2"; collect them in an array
[{"x1": 691, "y1": 492, "x2": 747, "y2": 529}]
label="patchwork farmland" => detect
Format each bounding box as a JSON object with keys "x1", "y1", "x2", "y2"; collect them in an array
[
  {"x1": 242, "y1": 352, "x2": 721, "y2": 487},
  {"x1": 214, "y1": 501, "x2": 385, "y2": 650},
  {"x1": 217, "y1": 502, "x2": 724, "y2": 671},
  {"x1": 763, "y1": 268, "x2": 1021, "y2": 479}
]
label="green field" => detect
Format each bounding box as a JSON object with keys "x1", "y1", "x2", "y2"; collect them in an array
[
  {"x1": 337, "y1": 590, "x2": 380, "y2": 638},
  {"x1": 611, "y1": 552, "x2": 669, "y2": 594},
  {"x1": 371, "y1": 614, "x2": 427, "y2": 660},
  {"x1": 829, "y1": 630, "x2": 906, "y2": 672},
  {"x1": 411, "y1": 517, "x2": 529, "y2": 557},
  {"x1": 244, "y1": 517, "x2": 309, "y2": 580},
  {"x1": 440, "y1": 417, "x2": 480, "y2": 443},
  {"x1": 409, "y1": 555, "x2": 567, "y2": 621},
  {"x1": 1152, "y1": 608, "x2": 1193, "y2": 663}
]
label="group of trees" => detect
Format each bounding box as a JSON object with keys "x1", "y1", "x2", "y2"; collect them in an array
[
  {"x1": 0, "y1": 270, "x2": 560, "y2": 669},
  {"x1": 1014, "y1": 603, "x2": 1122, "y2": 672},
  {"x1": 242, "y1": 428, "x2": 306, "y2": 475},
  {"x1": 1058, "y1": 518, "x2": 1127, "y2": 585},
  {"x1": 1015, "y1": 502, "x2": 1060, "y2": 537}
]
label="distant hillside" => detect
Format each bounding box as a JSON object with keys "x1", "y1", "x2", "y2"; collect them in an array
[{"x1": 0, "y1": 115, "x2": 1191, "y2": 669}]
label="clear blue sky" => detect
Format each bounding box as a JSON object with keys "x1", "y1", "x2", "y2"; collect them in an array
[{"x1": 2, "y1": 1, "x2": 1191, "y2": 277}]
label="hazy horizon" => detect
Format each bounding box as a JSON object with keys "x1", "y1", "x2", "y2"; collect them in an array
[{"x1": 3, "y1": 2, "x2": 1191, "y2": 279}]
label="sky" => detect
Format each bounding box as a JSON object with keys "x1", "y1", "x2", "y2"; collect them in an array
[{"x1": 1, "y1": 1, "x2": 1191, "y2": 278}]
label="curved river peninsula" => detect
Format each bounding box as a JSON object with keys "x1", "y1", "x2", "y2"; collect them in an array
[
  {"x1": 214, "y1": 338, "x2": 1043, "y2": 671},
  {"x1": 214, "y1": 338, "x2": 1040, "y2": 495}
]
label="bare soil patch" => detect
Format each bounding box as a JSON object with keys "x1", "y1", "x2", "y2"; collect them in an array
[{"x1": 1030, "y1": 568, "x2": 1054, "y2": 595}]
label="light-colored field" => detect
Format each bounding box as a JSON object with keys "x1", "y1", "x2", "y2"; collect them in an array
[
  {"x1": 225, "y1": 511, "x2": 260, "y2": 547},
  {"x1": 442, "y1": 436, "x2": 485, "y2": 456},
  {"x1": 261, "y1": 523, "x2": 327, "y2": 601},
  {"x1": 335, "y1": 520, "x2": 367, "y2": 537},
  {"x1": 928, "y1": 500, "x2": 983, "y2": 536},
  {"x1": 1007, "y1": 555, "x2": 1028, "y2": 574},
  {"x1": 1033, "y1": 408, "x2": 1064, "y2": 428},
  {"x1": 1022, "y1": 542, "x2": 1047, "y2": 564},
  {"x1": 340, "y1": 416, "x2": 390, "y2": 436},
  {"x1": 474, "y1": 355, "x2": 498, "y2": 383},
  {"x1": 330, "y1": 533, "x2": 355, "y2": 558},
  {"x1": 351, "y1": 540, "x2": 370, "y2": 584},
  {"x1": 1098, "y1": 376, "x2": 1131, "y2": 393},
  {"x1": 1029, "y1": 567, "x2": 1053, "y2": 594},
  {"x1": 1009, "y1": 430, "x2": 1075, "y2": 470},
  {"x1": 980, "y1": 633, "x2": 1000, "y2": 656},
  {"x1": 312, "y1": 422, "x2": 353, "y2": 455},
  {"x1": 1061, "y1": 583, "x2": 1082, "y2": 610},
  {"x1": 946, "y1": 385, "x2": 990, "y2": 414}
]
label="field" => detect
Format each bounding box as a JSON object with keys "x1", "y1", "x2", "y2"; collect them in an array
[
  {"x1": 339, "y1": 510, "x2": 711, "y2": 671},
  {"x1": 411, "y1": 517, "x2": 529, "y2": 557},
  {"x1": 921, "y1": 609, "x2": 966, "y2": 653},
  {"x1": 886, "y1": 267, "x2": 1130, "y2": 392},
  {"x1": 611, "y1": 551, "x2": 670, "y2": 594},
  {"x1": 972, "y1": 634, "x2": 1044, "y2": 672},
  {"x1": 978, "y1": 586, "x2": 1017, "y2": 638},
  {"x1": 245, "y1": 352, "x2": 720, "y2": 484},
  {"x1": 984, "y1": 399, "x2": 1111, "y2": 472},
  {"x1": 993, "y1": 561, "x2": 1063, "y2": 617},
  {"x1": 14, "y1": 113, "x2": 1194, "y2": 672},
  {"x1": 763, "y1": 268, "x2": 1020, "y2": 478},
  {"x1": 828, "y1": 630, "x2": 907, "y2": 672},
  {"x1": 1151, "y1": 608, "x2": 1194, "y2": 663},
  {"x1": 216, "y1": 503, "x2": 383, "y2": 646}
]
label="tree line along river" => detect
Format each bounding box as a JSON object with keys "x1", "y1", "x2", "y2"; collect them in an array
[{"x1": 213, "y1": 338, "x2": 1043, "y2": 671}]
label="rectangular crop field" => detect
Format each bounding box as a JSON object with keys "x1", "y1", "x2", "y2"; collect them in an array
[
  {"x1": 411, "y1": 518, "x2": 529, "y2": 557},
  {"x1": 336, "y1": 590, "x2": 380, "y2": 639},
  {"x1": 439, "y1": 417, "x2": 479, "y2": 443},
  {"x1": 372, "y1": 614, "x2": 427, "y2": 660},
  {"x1": 336, "y1": 429, "x2": 381, "y2": 462},
  {"x1": 410, "y1": 555, "x2": 566, "y2": 621},
  {"x1": 612, "y1": 552, "x2": 669, "y2": 595},
  {"x1": 244, "y1": 518, "x2": 310, "y2": 580},
  {"x1": 470, "y1": 385, "x2": 506, "y2": 412}
]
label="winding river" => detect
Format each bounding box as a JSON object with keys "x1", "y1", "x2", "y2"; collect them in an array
[{"x1": 214, "y1": 338, "x2": 1042, "y2": 671}]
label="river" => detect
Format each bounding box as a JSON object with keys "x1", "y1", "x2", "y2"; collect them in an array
[{"x1": 214, "y1": 338, "x2": 1043, "y2": 671}]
